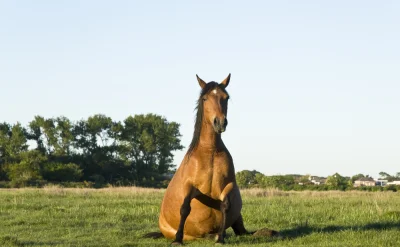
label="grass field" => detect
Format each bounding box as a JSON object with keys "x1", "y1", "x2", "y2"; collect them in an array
[{"x1": 0, "y1": 187, "x2": 400, "y2": 247}]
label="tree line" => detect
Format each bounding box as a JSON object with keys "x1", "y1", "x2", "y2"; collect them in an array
[
  {"x1": 236, "y1": 170, "x2": 400, "y2": 192},
  {"x1": 0, "y1": 114, "x2": 183, "y2": 188},
  {"x1": 1, "y1": 114, "x2": 399, "y2": 192}
]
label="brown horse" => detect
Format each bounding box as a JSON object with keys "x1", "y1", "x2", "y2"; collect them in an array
[{"x1": 158, "y1": 74, "x2": 250, "y2": 244}]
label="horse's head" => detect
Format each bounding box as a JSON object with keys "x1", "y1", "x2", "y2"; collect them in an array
[{"x1": 196, "y1": 74, "x2": 231, "y2": 134}]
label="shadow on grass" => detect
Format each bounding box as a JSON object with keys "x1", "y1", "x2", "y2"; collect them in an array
[
  {"x1": 225, "y1": 221, "x2": 400, "y2": 245},
  {"x1": 280, "y1": 221, "x2": 400, "y2": 240}
]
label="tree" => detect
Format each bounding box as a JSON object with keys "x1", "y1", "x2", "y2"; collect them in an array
[
  {"x1": 27, "y1": 116, "x2": 46, "y2": 154},
  {"x1": 254, "y1": 173, "x2": 266, "y2": 187},
  {"x1": 299, "y1": 174, "x2": 311, "y2": 184},
  {"x1": 236, "y1": 170, "x2": 258, "y2": 188},
  {"x1": 379, "y1": 171, "x2": 398, "y2": 182},
  {"x1": 5, "y1": 150, "x2": 47, "y2": 186},
  {"x1": 326, "y1": 173, "x2": 348, "y2": 190},
  {"x1": 28, "y1": 116, "x2": 58, "y2": 155},
  {"x1": 379, "y1": 171, "x2": 390, "y2": 179},
  {"x1": 72, "y1": 114, "x2": 119, "y2": 181},
  {"x1": 0, "y1": 122, "x2": 12, "y2": 179},
  {"x1": 42, "y1": 162, "x2": 82, "y2": 182},
  {"x1": 263, "y1": 175, "x2": 295, "y2": 189},
  {"x1": 1, "y1": 114, "x2": 184, "y2": 187},
  {"x1": 0, "y1": 123, "x2": 29, "y2": 180},
  {"x1": 119, "y1": 114, "x2": 183, "y2": 184},
  {"x1": 351, "y1": 173, "x2": 365, "y2": 183},
  {"x1": 54, "y1": 116, "x2": 74, "y2": 156},
  {"x1": 28, "y1": 116, "x2": 75, "y2": 157},
  {"x1": 0, "y1": 123, "x2": 28, "y2": 162}
]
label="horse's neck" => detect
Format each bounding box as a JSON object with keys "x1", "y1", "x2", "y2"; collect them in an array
[{"x1": 198, "y1": 122, "x2": 223, "y2": 152}]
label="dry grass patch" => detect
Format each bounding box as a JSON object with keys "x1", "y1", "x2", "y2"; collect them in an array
[
  {"x1": 241, "y1": 188, "x2": 289, "y2": 197},
  {"x1": 0, "y1": 186, "x2": 165, "y2": 197}
]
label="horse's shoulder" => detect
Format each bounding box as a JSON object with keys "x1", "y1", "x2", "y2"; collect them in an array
[{"x1": 215, "y1": 149, "x2": 233, "y2": 163}]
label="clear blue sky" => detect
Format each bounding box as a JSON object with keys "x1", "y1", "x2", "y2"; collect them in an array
[{"x1": 1, "y1": 1, "x2": 399, "y2": 178}]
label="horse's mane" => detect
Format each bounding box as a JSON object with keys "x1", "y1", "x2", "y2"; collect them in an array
[{"x1": 186, "y1": 82, "x2": 229, "y2": 157}]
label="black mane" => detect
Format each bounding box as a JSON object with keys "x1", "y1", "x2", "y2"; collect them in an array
[{"x1": 186, "y1": 81, "x2": 229, "y2": 157}]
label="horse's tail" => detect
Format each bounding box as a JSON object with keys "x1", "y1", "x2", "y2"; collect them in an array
[{"x1": 142, "y1": 232, "x2": 164, "y2": 239}]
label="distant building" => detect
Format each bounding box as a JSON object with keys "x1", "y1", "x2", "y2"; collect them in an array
[
  {"x1": 375, "y1": 180, "x2": 388, "y2": 186},
  {"x1": 308, "y1": 176, "x2": 326, "y2": 185},
  {"x1": 387, "y1": 181, "x2": 400, "y2": 186},
  {"x1": 354, "y1": 177, "x2": 375, "y2": 187}
]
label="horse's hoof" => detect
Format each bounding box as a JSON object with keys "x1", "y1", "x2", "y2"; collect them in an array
[{"x1": 171, "y1": 241, "x2": 183, "y2": 245}]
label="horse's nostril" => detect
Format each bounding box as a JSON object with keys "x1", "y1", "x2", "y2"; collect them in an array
[{"x1": 214, "y1": 118, "x2": 218, "y2": 125}]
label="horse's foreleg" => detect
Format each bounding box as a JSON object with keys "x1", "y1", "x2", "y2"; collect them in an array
[
  {"x1": 216, "y1": 182, "x2": 235, "y2": 244},
  {"x1": 216, "y1": 196, "x2": 230, "y2": 244},
  {"x1": 172, "y1": 184, "x2": 195, "y2": 245},
  {"x1": 172, "y1": 196, "x2": 191, "y2": 244}
]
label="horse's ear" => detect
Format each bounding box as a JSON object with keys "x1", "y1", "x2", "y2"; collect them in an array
[
  {"x1": 196, "y1": 74, "x2": 206, "y2": 89},
  {"x1": 220, "y1": 73, "x2": 231, "y2": 88}
]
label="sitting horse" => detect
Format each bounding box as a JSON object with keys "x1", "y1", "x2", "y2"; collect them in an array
[{"x1": 158, "y1": 74, "x2": 251, "y2": 244}]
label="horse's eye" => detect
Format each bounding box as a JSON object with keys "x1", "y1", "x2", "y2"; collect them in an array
[{"x1": 202, "y1": 97, "x2": 207, "y2": 101}]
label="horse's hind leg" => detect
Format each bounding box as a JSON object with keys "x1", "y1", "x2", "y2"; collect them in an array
[{"x1": 231, "y1": 214, "x2": 251, "y2": 235}]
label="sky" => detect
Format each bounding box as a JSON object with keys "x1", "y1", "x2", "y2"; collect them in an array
[{"x1": 1, "y1": 1, "x2": 399, "y2": 179}]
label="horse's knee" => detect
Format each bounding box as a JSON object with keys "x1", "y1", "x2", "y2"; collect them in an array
[{"x1": 221, "y1": 197, "x2": 230, "y2": 212}]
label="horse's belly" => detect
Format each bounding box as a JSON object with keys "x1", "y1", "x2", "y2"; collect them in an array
[
  {"x1": 185, "y1": 199, "x2": 221, "y2": 236},
  {"x1": 159, "y1": 199, "x2": 218, "y2": 240},
  {"x1": 170, "y1": 197, "x2": 241, "y2": 238}
]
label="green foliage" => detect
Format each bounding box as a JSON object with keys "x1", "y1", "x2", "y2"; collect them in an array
[
  {"x1": 384, "y1": 185, "x2": 398, "y2": 192},
  {"x1": 0, "y1": 123, "x2": 28, "y2": 162},
  {"x1": 299, "y1": 174, "x2": 311, "y2": 184},
  {"x1": 325, "y1": 173, "x2": 349, "y2": 190},
  {"x1": 379, "y1": 171, "x2": 391, "y2": 179},
  {"x1": 264, "y1": 175, "x2": 296, "y2": 190},
  {"x1": 0, "y1": 114, "x2": 183, "y2": 187},
  {"x1": 119, "y1": 114, "x2": 183, "y2": 182},
  {"x1": 351, "y1": 173, "x2": 365, "y2": 183},
  {"x1": 0, "y1": 123, "x2": 30, "y2": 181},
  {"x1": 236, "y1": 172, "x2": 298, "y2": 191},
  {"x1": 42, "y1": 162, "x2": 83, "y2": 182},
  {"x1": 5, "y1": 150, "x2": 47, "y2": 187},
  {"x1": 355, "y1": 185, "x2": 384, "y2": 192},
  {"x1": 234, "y1": 170, "x2": 400, "y2": 192},
  {"x1": 379, "y1": 171, "x2": 400, "y2": 182},
  {"x1": 236, "y1": 170, "x2": 260, "y2": 188},
  {"x1": 1, "y1": 115, "x2": 399, "y2": 191}
]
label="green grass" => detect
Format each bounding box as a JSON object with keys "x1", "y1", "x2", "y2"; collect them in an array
[{"x1": 0, "y1": 187, "x2": 399, "y2": 246}]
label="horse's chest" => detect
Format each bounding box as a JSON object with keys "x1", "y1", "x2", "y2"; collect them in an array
[{"x1": 194, "y1": 156, "x2": 232, "y2": 196}]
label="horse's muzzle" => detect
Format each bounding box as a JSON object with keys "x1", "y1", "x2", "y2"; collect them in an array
[{"x1": 213, "y1": 117, "x2": 228, "y2": 133}]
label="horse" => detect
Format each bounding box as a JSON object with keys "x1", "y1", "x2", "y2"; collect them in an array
[{"x1": 158, "y1": 74, "x2": 250, "y2": 245}]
